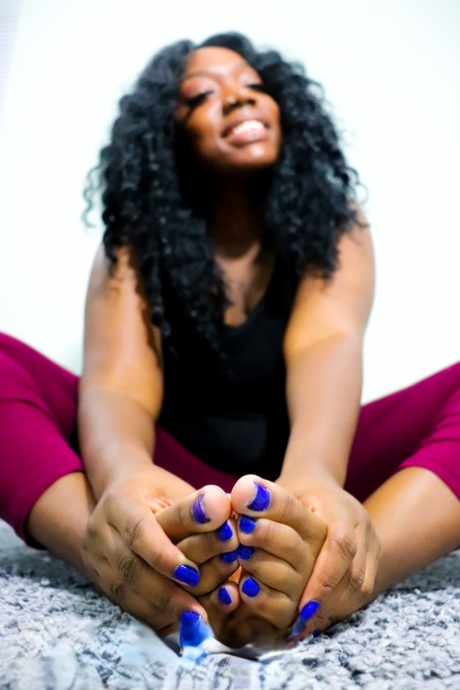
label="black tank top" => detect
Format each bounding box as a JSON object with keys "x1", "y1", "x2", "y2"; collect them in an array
[{"x1": 158, "y1": 258, "x2": 298, "y2": 479}]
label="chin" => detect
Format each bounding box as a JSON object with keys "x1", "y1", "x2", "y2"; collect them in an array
[{"x1": 213, "y1": 149, "x2": 280, "y2": 177}]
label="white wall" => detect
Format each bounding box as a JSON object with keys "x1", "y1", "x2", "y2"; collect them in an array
[{"x1": 1, "y1": 0, "x2": 459, "y2": 402}]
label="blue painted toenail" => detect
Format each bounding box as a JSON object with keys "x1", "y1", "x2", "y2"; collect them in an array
[
  {"x1": 247, "y1": 483, "x2": 271, "y2": 511},
  {"x1": 174, "y1": 564, "x2": 200, "y2": 587},
  {"x1": 237, "y1": 545, "x2": 255, "y2": 560},
  {"x1": 239, "y1": 515, "x2": 257, "y2": 534},
  {"x1": 216, "y1": 521, "x2": 233, "y2": 542},
  {"x1": 242, "y1": 577, "x2": 260, "y2": 598},
  {"x1": 217, "y1": 587, "x2": 232, "y2": 605},
  {"x1": 220, "y1": 549, "x2": 239, "y2": 564},
  {"x1": 191, "y1": 494, "x2": 210, "y2": 524}
]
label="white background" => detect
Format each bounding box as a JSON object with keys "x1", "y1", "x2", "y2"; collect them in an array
[{"x1": 0, "y1": 0, "x2": 459, "y2": 402}]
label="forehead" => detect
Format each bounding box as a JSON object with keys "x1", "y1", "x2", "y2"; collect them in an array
[{"x1": 182, "y1": 46, "x2": 255, "y2": 79}]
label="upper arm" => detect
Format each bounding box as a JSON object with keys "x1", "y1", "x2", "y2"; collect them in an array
[
  {"x1": 80, "y1": 244, "x2": 164, "y2": 420},
  {"x1": 283, "y1": 211, "x2": 375, "y2": 358}
]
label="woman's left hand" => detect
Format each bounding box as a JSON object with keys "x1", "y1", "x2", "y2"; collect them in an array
[{"x1": 278, "y1": 476, "x2": 381, "y2": 636}]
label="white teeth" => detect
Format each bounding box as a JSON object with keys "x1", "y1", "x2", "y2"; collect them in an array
[{"x1": 231, "y1": 120, "x2": 264, "y2": 135}]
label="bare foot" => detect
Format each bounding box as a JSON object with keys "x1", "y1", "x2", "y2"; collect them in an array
[
  {"x1": 156, "y1": 485, "x2": 241, "y2": 600},
  {"x1": 206, "y1": 475, "x2": 327, "y2": 647}
]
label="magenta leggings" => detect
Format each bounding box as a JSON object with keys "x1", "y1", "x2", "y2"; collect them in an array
[{"x1": 1, "y1": 332, "x2": 460, "y2": 544}]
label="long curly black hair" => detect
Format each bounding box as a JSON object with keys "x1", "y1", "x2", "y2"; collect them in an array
[{"x1": 84, "y1": 32, "x2": 361, "y2": 355}]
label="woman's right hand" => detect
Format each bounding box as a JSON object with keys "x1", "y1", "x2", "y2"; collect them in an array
[{"x1": 80, "y1": 466, "x2": 238, "y2": 634}]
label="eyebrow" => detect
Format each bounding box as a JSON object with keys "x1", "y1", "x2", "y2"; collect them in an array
[{"x1": 181, "y1": 61, "x2": 252, "y2": 83}]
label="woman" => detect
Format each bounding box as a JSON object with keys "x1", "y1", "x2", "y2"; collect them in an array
[{"x1": 1, "y1": 32, "x2": 459, "y2": 648}]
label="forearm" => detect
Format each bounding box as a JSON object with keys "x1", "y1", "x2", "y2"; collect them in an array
[
  {"x1": 280, "y1": 334, "x2": 363, "y2": 488},
  {"x1": 78, "y1": 387, "x2": 158, "y2": 500},
  {"x1": 26, "y1": 472, "x2": 95, "y2": 574},
  {"x1": 363, "y1": 467, "x2": 460, "y2": 597}
]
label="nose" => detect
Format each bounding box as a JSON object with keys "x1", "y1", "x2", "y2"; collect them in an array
[{"x1": 222, "y1": 85, "x2": 256, "y2": 115}]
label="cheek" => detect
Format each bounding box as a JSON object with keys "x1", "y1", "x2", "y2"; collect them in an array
[
  {"x1": 183, "y1": 107, "x2": 220, "y2": 156},
  {"x1": 272, "y1": 106, "x2": 282, "y2": 144}
]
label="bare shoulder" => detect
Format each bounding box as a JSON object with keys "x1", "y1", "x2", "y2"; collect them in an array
[
  {"x1": 339, "y1": 205, "x2": 373, "y2": 256},
  {"x1": 87, "y1": 244, "x2": 139, "y2": 294},
  {"x1": 82, "y1": 244, "x2": 163, "y2": 415},
  {"x1": 284, "y1": 209, "x2": 375, "y2": 352},
  {"x1": 85, "y1": 243, "x2": 153, "y2": 324},
  {"x1": 334, "y1": 207, "x2": 374, "y2": 282},
  {"x1": 297, "y1": 207, "x2": 374, "y2": 300}
]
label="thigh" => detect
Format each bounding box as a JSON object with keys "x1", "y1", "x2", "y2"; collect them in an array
[
  {"x1": 0, "y1": 332, "x2": 78, "y2": 438},
  {"x1": 0, "y1": 333, "x2": 82, "y2": 541},
  {"x1": 154, "y1": 426, "x2": 239, "y2": 493},
  {"x1": 345, "y1": 362, "x2": 460, "y2": 501}
]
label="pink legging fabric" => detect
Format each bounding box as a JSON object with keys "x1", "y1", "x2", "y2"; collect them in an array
[{"x1": 1, "y1": 332, "x2": 459, "y2": 544}]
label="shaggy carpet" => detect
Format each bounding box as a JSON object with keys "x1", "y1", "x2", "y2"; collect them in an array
[{"x1": 1, "y1": 518, "x2": 460, "y2": 690}]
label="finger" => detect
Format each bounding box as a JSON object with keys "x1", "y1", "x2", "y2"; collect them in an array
[
  {"x1": 93, "y1": 556, "x2": 206, "y2": 634},
  {"x1": 181, "y1": 553, "x2": 240, "y2": 597},
  {"x1": 156, "y1": 485, "x2": 232, "y2": 542},
  {"x1": 230, "y1": 547, "x2": 303, "y2": 600},
  {"x1": 341, "y1": 522, "x2": 368, "y2": 595},
  {"x1": 219, "y1": 542, "x2": 301, "y2": 597},
  {"x1": 238, "y1": 574, "x2": 296, "y2": 629},
  {"x1": 231, "y1": 475, "x2": 327, "y2": 543},
  {"x1": 92, "y1": 497, "x2": 201, "y2": 587},
  {"x1": 298, "y1": 520, "x2": 357, "y2": 608},
  {"x1": 304, "y1": 533, "x2": 381, "y2": 635},
  {"x1": 199, "y1": 581, "x2": 240, "y2": 638},
  {"x1": 177, "y1": 517, "x2": 239, "y2": 564},
  {"x1": 237, "y1": 515, "x2": 317, "y2": 574},
  {"x1": 306, "y1": 520, "x2": 367, "y2": 607},
  {"x1": 84, "y1": 514, "x2": 200, "y2": 599},
  {"x1": 176, "y1": 516, "x2": 241, "y2": 597}
]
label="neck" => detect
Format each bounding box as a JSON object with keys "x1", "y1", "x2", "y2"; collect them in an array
[{"x1": 207, "y1": 180, "x2": 265, "y2": 259}]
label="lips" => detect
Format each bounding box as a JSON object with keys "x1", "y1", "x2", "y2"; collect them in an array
[
  {"x1": 232, "y1": 120, "x2": 265, "y2": 136},
  {"x1": 222, "y1": 117, "x2": 267, "y2": 139}
]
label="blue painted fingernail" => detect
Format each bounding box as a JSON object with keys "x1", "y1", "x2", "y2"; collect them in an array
[
  {"x1": 220, "y1": 549, "x2": 239, "y2": 564},
  {"x1": 174, "y1": 564, "x2": 200, "y2": 587},
  {"x1": 289, "y1": 617, "x2": 306, "y2": 637},
  {"x1": 299, "y1": 600, "x2": 321, "y2": 621},
  {"x1": 217, "y1": 587, "x2": 232, "y2": 606},
  {"x1": 216, "y1": 521, "x2": 233, "y2": 542},
  {"x1": 242, "y1": 577, "x2": 260, "y2": 598},
  {"x1": 312, "y1": 629, "x2": 321, "y2": 638},
  {"x1": 237, "y1": 545, "x2": 255, "y2": 560},
  {"x1": 179, "y1": 611, "x2": 210, "y2": 647},
  {"x1": 288, "y1": 616, "x2": 306, "y2": 639},
  {"x1": 191, "y1": 494, "x2": 210, "y2": 524},
  {"x1": 288, "y1": 605, "x2": 320, "y2": 639},
  {"x1": 248, "y1": 483, "x2": 271, "y2": 511},
  {"x1": 239, "y1": 515, "x2": 257, "y2": 534}
]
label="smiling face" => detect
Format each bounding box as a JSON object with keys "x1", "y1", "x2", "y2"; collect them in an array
[{"x1": 176, "y1": 47, "x2": 281, "y2": 176}]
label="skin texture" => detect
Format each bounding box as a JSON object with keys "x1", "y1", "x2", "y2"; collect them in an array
[
  {"x1": 176, "y1": 47, "x2": 281, "y2": 175},
  {"x1": 25, "y1": 46, "x2": 460, "y2": 647}
]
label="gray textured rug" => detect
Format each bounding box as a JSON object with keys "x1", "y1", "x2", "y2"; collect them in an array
[{"x1": 1, "y1": 518, "x2": 460, "y2": 690}]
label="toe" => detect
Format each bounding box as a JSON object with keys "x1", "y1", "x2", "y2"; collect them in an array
[
  {"x1": 181, "y1": 551, "x2": 241, "y2": 596},
  {"x1": 156, "y1": 485, "x2": 232, "y2": 543},
  {"x1": 237, "y1": 516, "x2": 314, "y2": 574},
  {"x1": 177, "y1": 517, "x2": 239, "y2": 564},
  {"x1": 231, "y1": 475, "x2": 326, "y2": 544},
  {"x1": 238, "y1": 575, "x2": 296, "y2": 629}
]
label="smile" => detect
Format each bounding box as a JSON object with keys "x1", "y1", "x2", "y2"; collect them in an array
[
  {"x1": 223, "y1": 118, "x2": 266, "y2": 138},
  {"x1": 230, "y1": 120, "x2": 265, "y2": 136}
]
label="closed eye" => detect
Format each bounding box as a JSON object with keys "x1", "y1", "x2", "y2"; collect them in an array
[
  {"x1": 247, "y1": 83, "x2": 268, "y2": 93},
  {"x1": 182, "y1": 91, "x2": 213, "y2": 109}
]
